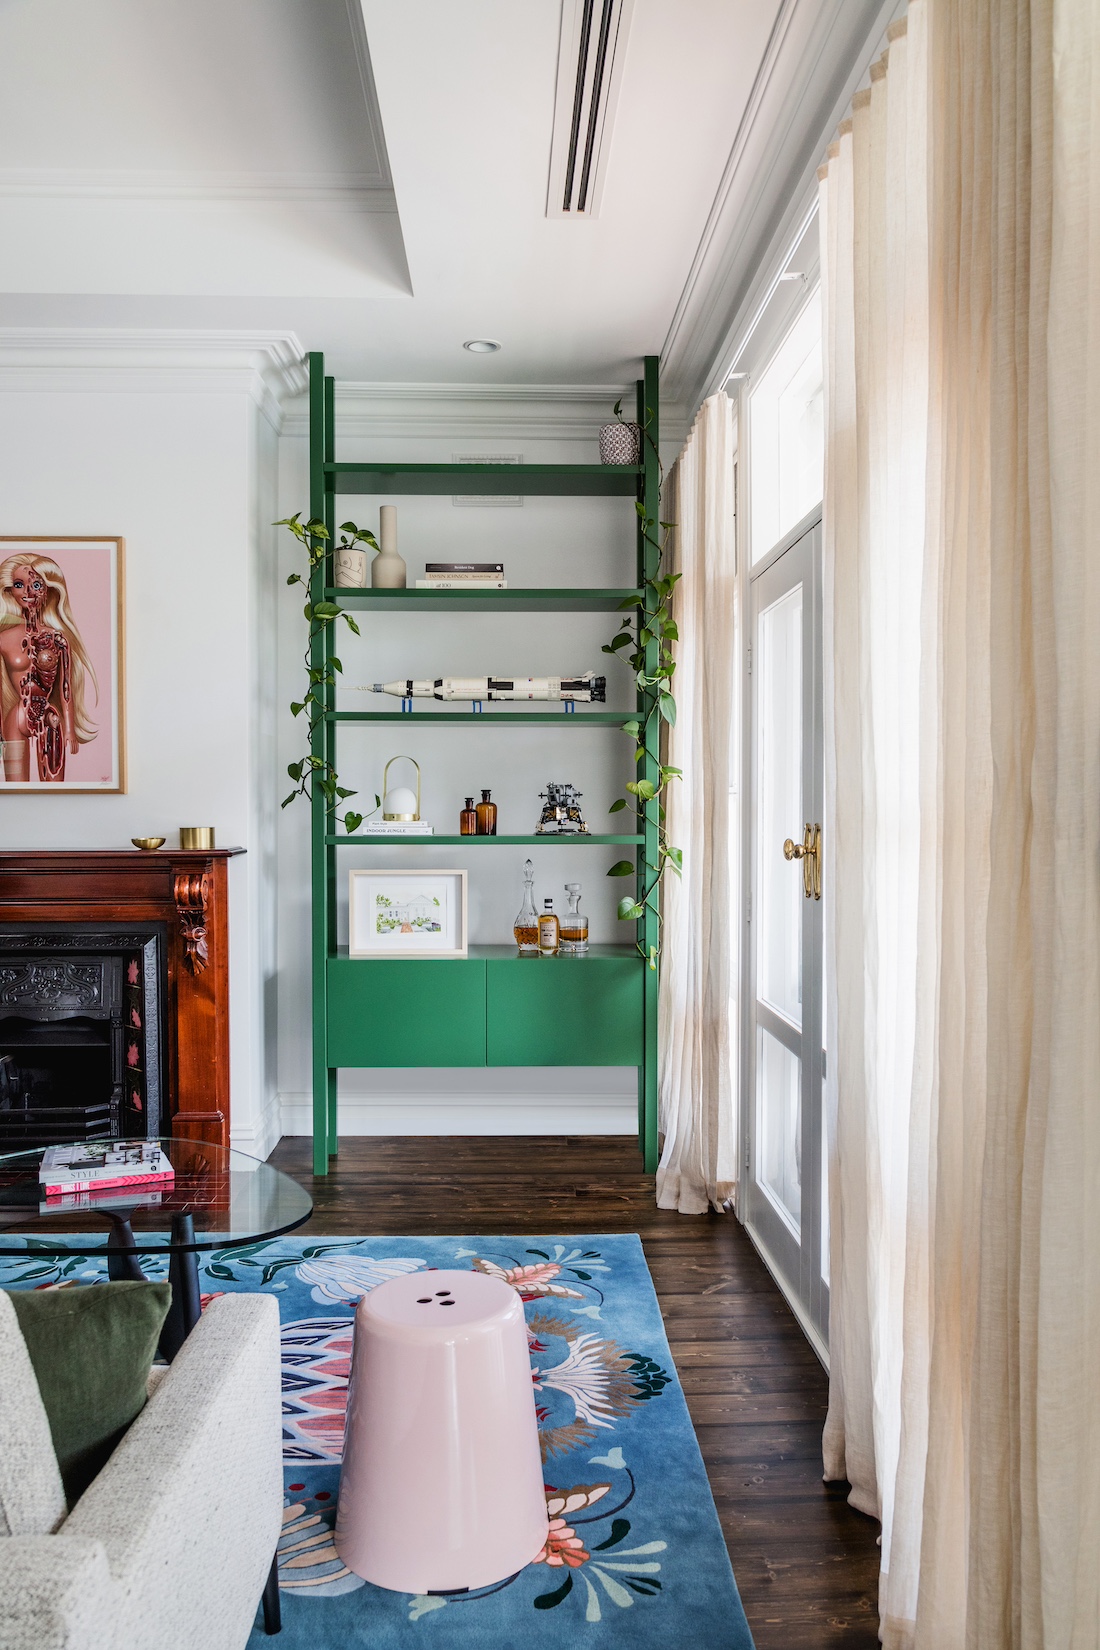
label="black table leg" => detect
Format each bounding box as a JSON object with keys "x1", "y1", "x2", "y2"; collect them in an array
[
  {"x1": 104, "y1": 1213, "x2": 146, "y2": 1282},
  {"x1": 262, "y1": 1551, "x2": 282, "y2": 1634},
  {"x1": 159, "y1": 1212, "x2": 201, "y2": 1364}
]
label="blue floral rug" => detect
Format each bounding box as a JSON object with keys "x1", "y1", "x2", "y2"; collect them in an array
[{"x1": 0, "y1": 1233, "x2": 754, "y2": 1648}]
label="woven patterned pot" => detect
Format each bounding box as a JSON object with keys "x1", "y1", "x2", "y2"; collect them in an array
[{"x1": 599, "y1": 420, "x2": 641, "y2": 464}]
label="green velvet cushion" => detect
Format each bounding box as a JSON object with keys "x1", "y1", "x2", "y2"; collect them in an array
[{"x1": 5, "y1": 1280, "x2": 171, "y2": 1506}]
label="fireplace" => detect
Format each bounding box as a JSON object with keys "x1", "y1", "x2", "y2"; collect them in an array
[
  {"x1": 0, "y1": 850, "x2": 241, "y2": 1153},
  {"x1": 0, "y1": 926, "x2": 165, "y2": 1146}
]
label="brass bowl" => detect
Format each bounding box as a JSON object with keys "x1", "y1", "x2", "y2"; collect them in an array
[{"x1": 131, "y1": 836, "x2": 166, "y2": 851}]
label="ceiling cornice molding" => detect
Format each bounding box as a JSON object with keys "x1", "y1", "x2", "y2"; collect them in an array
[
  {"x1": 659, "y1": 0, "x2": 899, "y2": 418},
  {"x1": 0, "y1": 169, "x2": 395, "y2": 208},
  {"x1": 0, "y1": 329, "x2": 307, "y2": 429},
  {"x1": 280, "y1": 381, "x2": 689, "y2": 446},
  {"x1": 344, "y1": 0, "x2": 394, "y2": 192}
]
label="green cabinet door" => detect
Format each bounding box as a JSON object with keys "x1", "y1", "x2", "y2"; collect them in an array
[
  {"x1": 486, "y1": 951, "x2": 643, "y2": 1066},
  {"x1": 327, "y1": 957, "x2": 486, "y2": 1067}
]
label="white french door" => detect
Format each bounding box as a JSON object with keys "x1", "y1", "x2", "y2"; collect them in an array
[{"x1": 742, "y1": 509, "x2": 828, "y2": 1351}]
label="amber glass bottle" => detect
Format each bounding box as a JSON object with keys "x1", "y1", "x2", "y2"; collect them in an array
[
  {"x1": 475, "y1": 789, "x2": 497, "y2": 835},
  {"x1": 459, "y1": 797, "x2": 477, "y2": 835}
]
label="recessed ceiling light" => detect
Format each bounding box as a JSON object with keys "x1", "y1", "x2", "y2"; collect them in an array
[{"x1": 463, "y1": 339, "x2": 502, "y2": 354}]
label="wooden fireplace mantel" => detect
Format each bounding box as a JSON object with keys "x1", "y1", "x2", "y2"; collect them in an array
[{"x1": 0, "y1": 849, "x2": 244, "y2": 1151}]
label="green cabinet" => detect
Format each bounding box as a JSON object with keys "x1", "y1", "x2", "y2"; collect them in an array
[
  {"x1": 326, "y1": 948, "x2": 643, "y2": 1069},
  {"x1": 486, "y1": 952, "x2": 643, "y2": 1066},
  {"x1": 327, "y1": 956, "x2": 486, "y2": 1067}
]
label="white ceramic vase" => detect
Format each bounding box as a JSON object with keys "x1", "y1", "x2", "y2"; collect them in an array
[
  {"x1": 334, "y1": 546, "x2": 369, "y2": 588},
  {"x1": 372, "y1": 505, "x2": 406, "y2": 588}
]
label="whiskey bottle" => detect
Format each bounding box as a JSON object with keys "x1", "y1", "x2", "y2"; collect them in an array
[{"x1": 538, "y1": 898, "x2": 560, "y2": 956}]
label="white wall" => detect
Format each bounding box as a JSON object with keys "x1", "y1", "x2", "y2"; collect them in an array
[
  {"x1": 0, "y1": 349, "x2": 674, "y2": 1150},
  {"x1": 0, "y1": 336, "x2": 290, "y2": 1157},
  {"x1": 274, "y1": 386, "x2": 675, "y2": 1136}
]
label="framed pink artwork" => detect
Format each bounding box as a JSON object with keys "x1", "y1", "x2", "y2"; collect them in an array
[{"x1": 0, "y1": 537, "x2": 125, "y2": 792}]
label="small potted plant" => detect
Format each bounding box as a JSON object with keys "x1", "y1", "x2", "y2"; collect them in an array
[{"x1": 599, "y1": 398, "x2": 641, "y2": 465}]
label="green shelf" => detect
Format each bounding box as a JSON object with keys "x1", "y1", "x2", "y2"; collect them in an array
[
  {"x1": 331, "y1": 944, "x2": 639, "y2": 961},
  {"x1": 306, "y1": 352, "x2": 661, "y2": 1174},
  {"x1": 328, "y1": 710, "x2": 631, "y2": 725},
  {"x1": 325, "y1": 462, "x2": 642, "y2": 497},
  {"x1": 323, "y1": 587, "x2": 640, "y2": 612},
  {"x1": 326, "y1": 834, "x2": 643, "y2": 847}
]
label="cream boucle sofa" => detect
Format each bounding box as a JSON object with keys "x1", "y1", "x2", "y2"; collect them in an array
[{"x1": 0, "y1": 1288, "x2": 283, "y2": 1650}]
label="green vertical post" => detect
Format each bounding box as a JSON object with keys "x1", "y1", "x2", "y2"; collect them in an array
[
  {"x1": 638, "y1": 355, "x2": 660, "y2": 1172},
  {"x1": 323, "y1": 375, "x2": 339, "y2": 1163},
  {"x1": 308, "y1": 353, "x2": 335, "y2": 1175}
]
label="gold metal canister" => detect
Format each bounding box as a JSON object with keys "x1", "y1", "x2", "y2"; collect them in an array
[{"x1": 179, "y1": 827, "x2": 216, "y2": 850}]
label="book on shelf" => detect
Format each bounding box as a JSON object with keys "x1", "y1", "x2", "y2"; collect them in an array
[
  {"x1": 39, "y1": 1141, "x2": 175, "y2": 1197},
  {"x1": 42, "y1": 1185, "x2": 169, "y2": 1214},
  {"x1": 424, "y1": 563, "x2": 504, "y2": 574},
  {"x1": 415, "y1": 579, "x2": 508, "y2": 590},
  {"x1": 353, "y1": 820, "x2": 435, "y2": 835}
]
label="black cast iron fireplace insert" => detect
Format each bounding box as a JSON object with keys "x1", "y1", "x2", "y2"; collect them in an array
[{"x1": 0, "y1": 924, "x2": 166, "y2": 1147}]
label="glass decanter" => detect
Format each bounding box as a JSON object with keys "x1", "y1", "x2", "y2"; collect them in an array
[
  {"x1": 513, "y1": 859, "x2": 538, "y2": 953},
  {"x1": 561, "y1": 882, "x2": 589, "y2": 953}
]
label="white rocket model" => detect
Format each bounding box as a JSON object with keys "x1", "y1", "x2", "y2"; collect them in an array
[{"x1": 356, "y1": 673, "x2": 606, "y2": 703}]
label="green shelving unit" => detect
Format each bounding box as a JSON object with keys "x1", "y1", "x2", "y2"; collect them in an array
[{"x1": 307, "y1": 352, "x2": 661, "y2": 1176}]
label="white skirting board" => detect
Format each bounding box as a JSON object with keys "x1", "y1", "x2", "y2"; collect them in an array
[
  {"x1": 229, "y1": 1094, "x2": 284, "y2": 1163},
  {"x1": 277, "y1": 1092, "x2": 637, "y2": 1137}
]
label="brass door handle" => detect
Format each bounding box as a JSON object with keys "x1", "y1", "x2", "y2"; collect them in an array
[{"x1": 783, "y1": 823, "x2": 822, "y2": 900}]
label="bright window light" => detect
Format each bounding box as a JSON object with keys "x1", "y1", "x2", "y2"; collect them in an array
[{"x1": 749, "y1": 290, "x2": 824, "y2": 563}]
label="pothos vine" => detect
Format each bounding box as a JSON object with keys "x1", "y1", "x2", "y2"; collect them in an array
[
  {"x1": 602, "y1": 401, "x2": 682, "y2": 969},
  {"x1": 277, "y1": 408, "x2": 682, "y2": 966},
  {"x1": 276, "y1": 512, "x2": 379, "y2": 835}
]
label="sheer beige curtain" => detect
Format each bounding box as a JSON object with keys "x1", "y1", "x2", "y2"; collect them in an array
[
  {"x1": 819, "y1": 0, "x2": 930, "y2": 1590},
  {"x1": 656, "y1": 393, "x2": 738, "y2": 1214},
  {"x1": 820, "y1": 0, "x2": 1100, "y2": 1644}
]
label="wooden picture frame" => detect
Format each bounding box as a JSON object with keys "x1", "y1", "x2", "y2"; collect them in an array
[
  {"x1": 0, "y1": 537, "x2": 125, "y2": 792},
  {"x1": 349, "y1": 868, "x2": 468, "y2": 959}
]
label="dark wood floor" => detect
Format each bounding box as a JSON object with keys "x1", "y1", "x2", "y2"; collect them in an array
[{"x1": 269, "y1": 1134, "x2": 881, "y2": 1650}]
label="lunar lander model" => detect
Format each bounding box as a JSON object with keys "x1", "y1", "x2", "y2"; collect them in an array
[{"x1": 534, "y1": 782, "x2": 589, "y2": 835}]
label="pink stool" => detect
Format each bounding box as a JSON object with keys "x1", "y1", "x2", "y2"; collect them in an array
[{"x1": 335, "y1": 1269, "x2": 549, "y2": 1593}]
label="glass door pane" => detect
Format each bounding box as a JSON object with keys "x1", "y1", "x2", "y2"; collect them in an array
[
  {"x1": 756, "y1": 586, "x2": 803, "y2": 1026},
  {"x1": 757, "y1": 1027, "x2": 801, "y2": 1233}
]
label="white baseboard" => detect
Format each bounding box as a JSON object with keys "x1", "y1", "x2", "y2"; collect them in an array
[
  {"x1": 741, "y1": 1220, "x2": 830, "y2": 1372},
  {"x1": 277, "y1": 1092, "x2": 636, "y2": 1137},
  {"x1": 230, "y1": 1093, "x2": 284, "y2": 1161}
]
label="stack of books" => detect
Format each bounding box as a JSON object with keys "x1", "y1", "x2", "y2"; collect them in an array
[
  {"x1": 355, "y1": 819, "x2": 435, "y2": 835},
  {"x1": 416, "y1": 562, "x2": 507, "y2": 590},
  {"x1": 39, "y1": 1141, "x2": 175, "y2": 1209}
]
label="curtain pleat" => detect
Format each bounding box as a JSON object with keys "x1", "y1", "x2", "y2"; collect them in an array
[{"x1": 656, "y1": 394, "x2": 738, "y2": 1215}]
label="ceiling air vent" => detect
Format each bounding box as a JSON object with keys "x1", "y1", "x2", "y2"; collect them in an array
[{"x1": 546, "y1": 0, "x2": 634, "y2": 219}]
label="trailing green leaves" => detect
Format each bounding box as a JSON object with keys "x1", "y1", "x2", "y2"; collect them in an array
[
  {"x1": 602, "y1": 411, "x2": 682, "y2": 965},
  {"x1": 275, "y1": 512, "x2": 379, "y2": 834}
]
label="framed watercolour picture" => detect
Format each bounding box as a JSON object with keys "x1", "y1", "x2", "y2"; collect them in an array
[
  {"x1": 349, "y1": 869, "x2": 468, "y2": 959},
  {"x1": 0, "y1": 537, "x2": 125, "y2": 791}
]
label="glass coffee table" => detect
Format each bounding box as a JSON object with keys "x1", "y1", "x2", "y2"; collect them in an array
[{"x1": 0, "y1": 1136, "x2": 313, "y2": 1361}]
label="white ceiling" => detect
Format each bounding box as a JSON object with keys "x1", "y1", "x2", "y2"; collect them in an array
[{"x1": 0, "y1": 0, "x2": 889, "y2": 398}]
